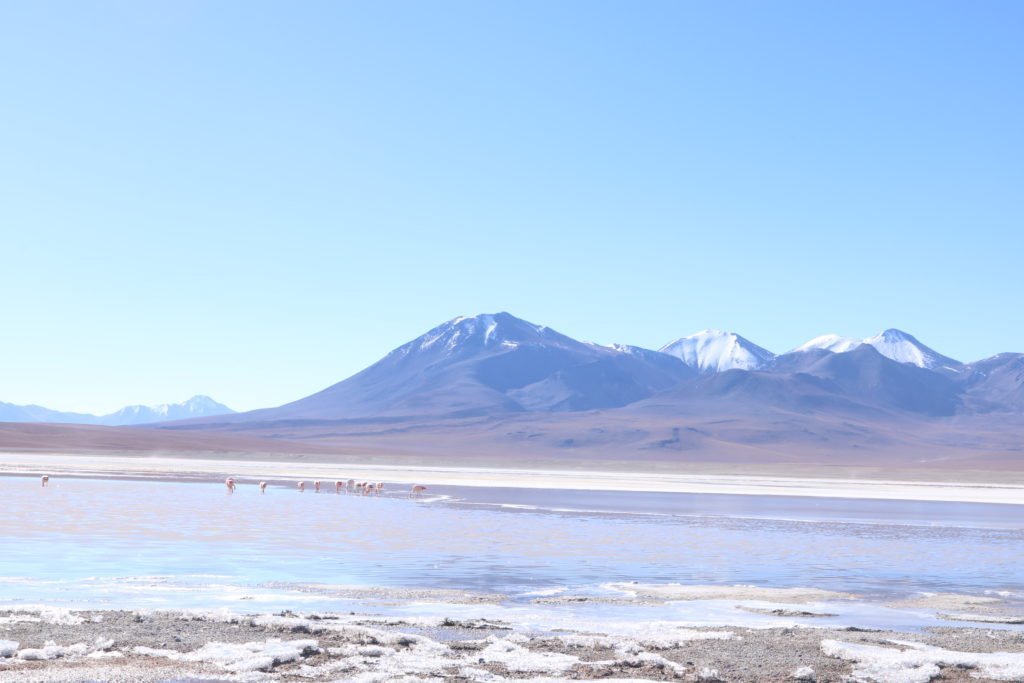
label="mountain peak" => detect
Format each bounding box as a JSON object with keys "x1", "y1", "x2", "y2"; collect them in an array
[
  {"x1": 106, "y1": 396, "x2": 234, "y2": 424},
  {"x1": 660, "y1": 330, "x2": 775, "y2": 374},
  {"x1": 871, "y1": 328, "x2": 915, "y2": 342},
  {"x1": 792, "y1": 334, "x2": 863, "y2": 354},
  {"x1": 388, "y1": 312, "x2": 583, "y2": 362},
  {"x1": 792, "y1": 329, "x2": 961, "y2": 371},
  {"x1": 863, "y1": 328, "x2": 961, "y2": 370}
]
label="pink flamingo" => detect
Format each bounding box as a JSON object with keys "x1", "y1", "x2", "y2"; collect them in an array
[
  {"x1": 41, "y1": 475, "x2": 49, "y2": 488},
  {"x1": 347, "y1": 479, "x2": 355, "y2": 491},
  {"x1": 375, "y1": 482, "x2": 384, "y2": 494},
  {"x1": 297, "y1": 481, "x2": 305, "y2": 492},
  {"x1": 314, "y1": 480, "x2": 321, "y2": 493},
  {"x1": 410, "y1": 484, "x2": 427, "y2": 497},
  {"x1": 225, "y1": 477, "x2": 236, "y2": 493},
  {"x1": 259, "y1": 481, "x2": 267, "y2": 494},
  {"x1": 335, "y1": 481, "x2": 343, "y2": 493}
]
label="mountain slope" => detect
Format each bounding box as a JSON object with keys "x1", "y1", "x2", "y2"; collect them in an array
[
  {"x1": 0, "y1": 402, "x2": 95, "y2": 424},
  {"x1": 780, "y1": 345, "x2": 962, "y2": 416},
  {"x1": 960, "y1": 353, "x2": 1024, "y2": 412}
]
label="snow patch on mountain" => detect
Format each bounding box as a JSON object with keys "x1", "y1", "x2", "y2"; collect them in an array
[
  {"x1": 792, "y1": 334, "x2": 863, "y2": 354},
  {"x1": 398, "y1": 313, "x2": 572, "y2": 357},
  {"x1": 660, "y1": 330, "x2": 775, "y2": 374},
  {"x1": 863, "y1": 329, "x2": 961, "y2": 370}
]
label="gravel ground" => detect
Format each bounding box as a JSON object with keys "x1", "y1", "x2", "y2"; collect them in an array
[{"x1": 2, "y1": 608, "x2": 1024, "y2": 682}]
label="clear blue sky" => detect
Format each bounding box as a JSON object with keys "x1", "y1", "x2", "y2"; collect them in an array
[{"x1": 2, "y1": 1, "x2": 1021, "y2": 414}]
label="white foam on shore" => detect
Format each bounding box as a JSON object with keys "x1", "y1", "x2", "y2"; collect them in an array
[
  {"x1": 821, "y1": 638, "x2": 1024, "y2": 682},
  {"x1": 133, "y1": 637, "x2": 319, "y2": 673},
  {"x1": 603, "y1": 583, "x2": 853, "y2": 603}
]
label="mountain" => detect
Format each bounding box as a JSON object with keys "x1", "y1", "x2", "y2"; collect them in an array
[
  {"x1": 0, "y1": 402, "x2": 94, "y2": 424},
  {"x1": 0, "y1": 395, "x2": 233, "y2": 426},
  {"x1": 206, "y1": 313, "x2": 695, "y2": 422},
  {"x1": 775, "y1": 345, "x2": 962, "y2": 416},
  {"x1": 792, "y1": 334, "x2": 863, "y2": 354},
  {"x1": 96, "y1": 396, "x2": 234, "y2": 426},
  {"x1": 862, "y1": 329, "x2": 962, "y2": 371},
  {"x1": 648, "y1": 345, "x2": 961, "y2": 419},
  {"x1": 169, "y1": 314, "x2": 1021, "y2": 432},
  {"x1": 659, "y1": 330, "x2": 775, "y2": 374},
  {"x1": 44, "y1": 312, "x2": 1009, "y2": 469},
  {"x1": 960, "y1": 353, "x2": 1024, "y2": 412},
  {"x1": 792, "y1": 329, "x2": 962, "y2": 372}
]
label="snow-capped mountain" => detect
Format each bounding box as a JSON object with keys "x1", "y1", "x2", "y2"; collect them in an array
[
  {"x1": 207, "y1": 313, "x2": 695, "y2": 421},
  {"x1": 8, "y1": 314, "x2": 1020, "y2": 437},
  {"x1": 97, "y1": 395, "x2": 234, "y2": 426},
  {"x1": 792, "y1": 329, "x2": 961, "y2": 371},
  {"x1": 792, "y1": 334, "x2": 863, "y2": 354},
  {"x1": 388, "y1": 312, "x2": 583, "y2": 361},
  {"x1": 862, "y1": 329, "x2": 961, "y2": 371},
  {"x1": 0, "y1": 395, "x2": 234, "y2": 426},
  {"x1": 659, "y1": 330, "x2": 775, "y2": 374}
]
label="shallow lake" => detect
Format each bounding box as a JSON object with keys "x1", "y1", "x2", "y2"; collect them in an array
[{"x1": 1, "y1": 475, "x2": 1022, "y2": 614}]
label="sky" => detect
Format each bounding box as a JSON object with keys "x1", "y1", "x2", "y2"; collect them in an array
[{"x1": 1, "y1": 1, "x2": 1022, "y2": 414}]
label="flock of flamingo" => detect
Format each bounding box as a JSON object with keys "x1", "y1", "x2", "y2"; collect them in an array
[
  {"x1": 224, "y1": 477, "x2": 427, "y2": 497},
  {"x1": 38, "y1": 473, "x2": 428, "y2": 497}
]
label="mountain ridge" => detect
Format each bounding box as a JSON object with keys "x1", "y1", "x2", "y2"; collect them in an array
[
  {"x1": 0, "y1": 395, "x2": 234, "y2": 426},
  {"x1": 173, "y1": 313, "x2": 1023, "y2": 429}
]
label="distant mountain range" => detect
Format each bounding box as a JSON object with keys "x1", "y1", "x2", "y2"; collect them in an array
[
  {"x1": 0, "y1": 395, "x2": 233, "y2": 426},
  {"x1": 178, "y1": 312, "x2": 1021, "y2": 425},
  {"x1": 6, "y1": 314, "x2": 1021, "y2": 468}
]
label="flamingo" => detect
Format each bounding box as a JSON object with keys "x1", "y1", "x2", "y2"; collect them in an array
[
  {"x1": 259, "y1": 481, "x2": 267, "y2": 494},
  {"x1": 410, "y1": 484, "x2": 427, "y2": 497},
  {"x1": 314, "y1": 480, "x2": 321, "y2": 493},
  {"x1": 347, "y1": 479, "x2": 355, "y2": 491},
  {"x1": 335, "y1": 481, "x2": 343, "y2": 493},
  {"x1": 225, "y1": 477, "x2": 236, "y2": 493},
  {"x1": 297, "y1": 481, "x2": 306, "y2": 492},
  {"x1": 375, "y1": 482, "x2": 384, "y2": 494},
  {"x1": 41, "y1": 475, "x2": 49, "y2": 488}
]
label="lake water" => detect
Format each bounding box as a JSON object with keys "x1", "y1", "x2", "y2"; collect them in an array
[{"x1": 1, "y1": 474, "x2": 1022, "y2": 627}]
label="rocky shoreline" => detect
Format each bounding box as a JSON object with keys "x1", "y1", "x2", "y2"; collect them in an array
[{"x1": 2, "y1": 607, "x2": 1024, "y2": 682}]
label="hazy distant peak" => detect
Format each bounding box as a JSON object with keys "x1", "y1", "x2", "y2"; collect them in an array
[
  {"x1": 0, "y1": 395, "x2": 233, "y2": 426},
  {"x1": 101, "y1": 395, "x2": 234, "y2": 425},
  {"x1": 660, "y1": 329, "x2": 775, "y2": 374}
]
